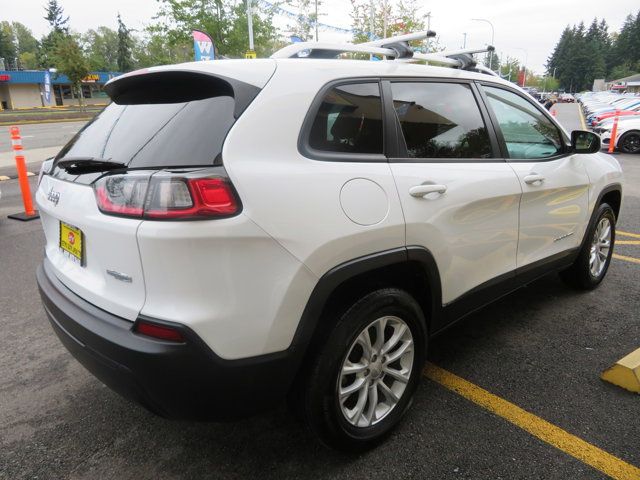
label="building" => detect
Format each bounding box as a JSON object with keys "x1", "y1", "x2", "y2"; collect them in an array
[
  {"x1": 605, "y1": 73, "x2": 640, "y2": 94},
  {"x1": 0, "y1": 70, "x2": 120, "y2": 110}
]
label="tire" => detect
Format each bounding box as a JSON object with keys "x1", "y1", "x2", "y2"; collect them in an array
[
  {"x1": 618, "y1": 131, "x2": 640, "y2": 154},
  {"x1": 560, "y1": 203, "x2": 616, "y2": 290},
  {"x1": 300, "y1": 288, "x2": 426, "y2": 452}
]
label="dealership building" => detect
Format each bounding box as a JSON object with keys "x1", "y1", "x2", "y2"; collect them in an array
[{"x1": 0, "y1": 70, "x2": 120, "y2": 110}]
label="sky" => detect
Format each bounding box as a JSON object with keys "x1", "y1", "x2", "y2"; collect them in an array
[{"x1": 4, "y1": 0, "x2": 640, "y2": 74}]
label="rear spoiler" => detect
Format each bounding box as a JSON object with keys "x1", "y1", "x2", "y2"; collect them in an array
[{"x1": 104, "y1": 70, "x2": 261, "y2": 118}]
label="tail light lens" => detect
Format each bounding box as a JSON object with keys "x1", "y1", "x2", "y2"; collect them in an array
[{"x1": 93, "y1": 169, "x2": 240, "y2": 220}]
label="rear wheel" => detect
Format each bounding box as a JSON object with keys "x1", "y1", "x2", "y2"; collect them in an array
[
  {"x1": 300, "y1": 288, "x2": 426, "y2": 452},
  {"x1": 560, "y1": 203, "x2": 615, "y2": 289},
  {"x1": 618, "y1": 131, "x2": 640, "y2": 154}
]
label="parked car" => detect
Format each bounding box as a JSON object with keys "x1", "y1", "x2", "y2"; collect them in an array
[
  {"x1": 35, "y1": 47, "x2": 623, "y2": 451},
  {"x1": 599, "y1": 117, "x2": 640, "y2": 153},
  {"x1": 591, "y1": 105, "x2": 640, "y2": 126},
  {"x1": 558, "y1": 93, "x2": 575, "y2": 103}
]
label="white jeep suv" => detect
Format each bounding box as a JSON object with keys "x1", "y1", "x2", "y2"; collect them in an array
[{"x1": 36, "y1": 47, "x2": 623, "y2": 451}]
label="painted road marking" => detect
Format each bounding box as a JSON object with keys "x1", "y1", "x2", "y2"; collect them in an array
[
  {"x1": 613, "y1": 254, "x2": 640, "y2": 265},
  {"x1": 616, "y1": 240, "x2": 640, "y2": 245},
  {"x1": 578, "y1": 104, "x2": 587, "y2": 130},
  {"x1": 424, "y1": 363, "x2": 640, "y2": 480},
  {"x1": 0, "y1": 172, "x2": 36, "y2": 181},
  {"x1": 618, "y1": 231, "x2": 640, "y2": 239}
]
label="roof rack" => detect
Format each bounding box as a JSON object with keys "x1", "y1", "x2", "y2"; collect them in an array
[{"x1": 270, "y1": 31, "x2": 497, "y2": 75}]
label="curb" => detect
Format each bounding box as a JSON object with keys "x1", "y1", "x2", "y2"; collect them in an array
[
  {"x1": 0, "y1": 117, "x2": 93, "y2": 126},
  {"x1": 0, "y1": 172, "x2": 36, "y2": 181}
]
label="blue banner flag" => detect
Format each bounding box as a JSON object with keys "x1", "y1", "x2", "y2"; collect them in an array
[{"x1": 193, "y1": 30, "x2": 215, "y2": 61}]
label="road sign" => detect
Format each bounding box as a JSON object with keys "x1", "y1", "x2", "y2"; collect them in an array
[{"x1": 245, "y1": 50, "x2": 257, "y2": 59}]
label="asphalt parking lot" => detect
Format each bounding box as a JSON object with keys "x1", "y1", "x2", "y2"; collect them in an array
[{"x1": 1, "y1": 107, "x2": 639, "y2": 479}]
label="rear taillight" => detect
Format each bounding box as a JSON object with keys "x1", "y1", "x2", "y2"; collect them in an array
[
  {"x1": 93, "y1": 169, "x2": 240, "y2": 220},
  {"x1": 134, "y1": 319, "x2": 185, "y2": 342}
]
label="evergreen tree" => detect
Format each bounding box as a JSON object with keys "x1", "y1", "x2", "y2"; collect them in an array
[
  {"x1": 39, "y1": 0, "x2": 70, "y2": 68},
  {"x1": 44, "y1": 0, "x2": 69, "y2": 33},
  {"x1": 116, "y1": 14, "x2": 133, "y2": 72}
]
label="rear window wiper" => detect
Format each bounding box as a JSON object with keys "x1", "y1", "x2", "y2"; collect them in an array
[{"x1": 55, "y1": 157, "x2": 127, "y2": 174}]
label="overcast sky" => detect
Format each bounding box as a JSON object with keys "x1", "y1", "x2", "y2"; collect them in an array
[{"x1": 5, "y1": 0, "x2": 640, "y2": 73}]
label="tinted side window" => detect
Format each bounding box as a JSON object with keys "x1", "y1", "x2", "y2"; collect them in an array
[
  {"x1": 391, "y1": 82, "x2": 492, "y2": 159},
  {"x1": 482, "y1": 86, "x2": 563, "y2": 159},
  {"x1": 308, "y1": 83, "x2": 383, "y2": 154}
]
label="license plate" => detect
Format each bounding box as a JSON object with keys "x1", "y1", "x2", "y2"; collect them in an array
[{"x1": 59, "y1": 222, "x2": 84, "y2": 264}]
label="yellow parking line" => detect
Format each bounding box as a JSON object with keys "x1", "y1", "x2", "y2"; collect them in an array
[
  {"x1": 616, "y1": 240, "x2": 640, "y2": 245},
  {"x1": 613, "y1": 254, "x2": 640, "y2": 265},
  {"x1": 618, "y1": 231, "x2": 640, "y2": 239},
  {"x1": 578, "y1": 104, "x2": 587, "y2": 130},
  {"x1": 424, "y1": 363, "x2": 640, "y2": 480}
]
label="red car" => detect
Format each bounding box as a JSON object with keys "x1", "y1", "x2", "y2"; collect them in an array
[{"x1": 592, "y1": 107, "x2": 640, "y2": 125}]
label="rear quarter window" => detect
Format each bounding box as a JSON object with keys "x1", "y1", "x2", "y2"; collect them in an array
[{"x1": 306, "y1": 82, "x2": 384, "y2": 156}]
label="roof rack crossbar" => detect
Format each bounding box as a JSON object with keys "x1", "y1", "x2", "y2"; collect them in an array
[
  {"x1": 270, "y1": 42, "x2": 397, "y2": 59},
  {"x1": 359, "y1": 30, "x2": 436, "y2": 47},
  {"x1": 270, "y1": 31, "x2": 498, "y2": 76}
]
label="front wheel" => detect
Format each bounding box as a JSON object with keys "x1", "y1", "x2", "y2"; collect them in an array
[
  {"x1": 560, "y1": 203, "x2": 616, "y2": 289},
  {"x1": 618, "y1": 131, "x2": 640, "y2": 154},
  {"x1": 301, "y1": 288, "x2": 426, "y2": 452}
]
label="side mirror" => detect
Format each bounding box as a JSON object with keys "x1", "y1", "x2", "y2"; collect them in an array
[{"x1": 571, "y1": 130, "x2": 601, "y2": 154}]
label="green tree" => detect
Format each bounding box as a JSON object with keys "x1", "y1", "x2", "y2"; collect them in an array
[
  {"x1": 0, "y1": 22, "x2": 17, "y2": 67},
  {"x1": 11, "y1": 22, "x2": 39, "y2": 68},
  {"x1": 117, "y1": 13, "x2": 134, "y2": 72},
  {"x1": 82, "y1": 27, "x2": 119, "y2": 71},
  {"x1": 39, "y1": 0, "x2": 71, "y2": 68},
  {"x1": 285, "y1": 0, "x2": 322, "y2": 41},
  {"x1": 350, "y1": 0, "x2": 426, "y2": 44},
  {"x1": 150, "y1": 0, "x2": 279, "y2": 58},
  {"x1": 133, "y1": 33, "x2": 191, "y2": 67},
  {"x1": 44, "y1": 0, "x2": 69, "y2": 33},
  {"x1": 483, "y1": 50, "x2": 500, "y2": 71},
  {"x1": 53, "y1": 35, "x2": 90, "y2": 108},
  {"x1": 499, "y1": 56, "x2": 520, "y2": 82}
]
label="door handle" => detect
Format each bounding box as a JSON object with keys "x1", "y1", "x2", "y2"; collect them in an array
[
  {"x1": 524, "y1": 174, "x2": 545, "y2": 185},
  {"x1": 409, "y1": 184, "x2": 447, "y2": 198}
]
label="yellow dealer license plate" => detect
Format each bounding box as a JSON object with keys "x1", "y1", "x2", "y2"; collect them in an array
[{"x1": 59, "y1": 222, "x2": 84, "y2": 264}]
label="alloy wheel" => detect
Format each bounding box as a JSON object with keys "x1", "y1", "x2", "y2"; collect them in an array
[
  {"x1": 589, "y1": 217, "x2": 612, "y2": 278},
  {"x1": 337, "y1": 316, "x2": 414, "y2": 428}
]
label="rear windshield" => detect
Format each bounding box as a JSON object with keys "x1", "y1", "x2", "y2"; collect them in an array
[
  {"x1": 56, "y1": 96, "x2": 235, "y2": 169},
  {"x1": 54, "y1": 71, "x2": 260, "y2": 173}
]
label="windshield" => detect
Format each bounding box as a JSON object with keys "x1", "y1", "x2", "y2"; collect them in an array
[{"x1": 55, "y1": 96, "x2": 236, "y2": 169}]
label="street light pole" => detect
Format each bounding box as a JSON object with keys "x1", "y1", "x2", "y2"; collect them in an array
[
  {"x1": 315, "y1": 0, "x2": 318, "y2": 41},
  {"x1": 471, "y1": 18, "x2": 495, "y2": 70},
  {"x1": 247, "y1": 0, "x2": 254, "y2": 52},
  {"x1": 425, "y1": 11, "x2": 431, "y2": 52}
]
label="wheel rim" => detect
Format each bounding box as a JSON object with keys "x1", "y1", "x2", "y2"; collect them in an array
[
  {"x1": 337, "y1": 315, "x2": 414, "y2": 428},
  {"x1": 622, "y1": 133, "x2": 640, "y2": 153},
  {"x1": 589, "y1": 217, "x2": 612, "y2": 278}
]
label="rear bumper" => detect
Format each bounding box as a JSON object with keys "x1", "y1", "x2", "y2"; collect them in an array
[{"x1": 37, "y1": 258, "x2": 302, "y2": 421}]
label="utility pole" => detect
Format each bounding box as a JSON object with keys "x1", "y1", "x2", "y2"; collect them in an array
[
  {"x1": 247, "y1": 0, "x2": 255, "y2": 53},
  {"x1": 462, "y1": 33, "x2": 467, "y2": 49},
  {"x1": 425, "y1": 11, "x2": 431, "y2": 52},
  {"x1": 314, "y1": 0, "x2": 318, "y2": 41},
  {"x1": 383, "y1": 0, "x2": 387, "y2": 38},
  {"x1": 369, "y1": 0, "x2": 374, "y2": 59}
]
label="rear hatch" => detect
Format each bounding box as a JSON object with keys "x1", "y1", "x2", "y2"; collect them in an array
[{"x1": 36, "y1": 60, "x2": 275, "y2": 321}]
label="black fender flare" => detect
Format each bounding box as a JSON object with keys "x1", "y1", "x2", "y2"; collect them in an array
[{"x1": 290, "y1": 246, "x2": 443, "y2": 352}]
